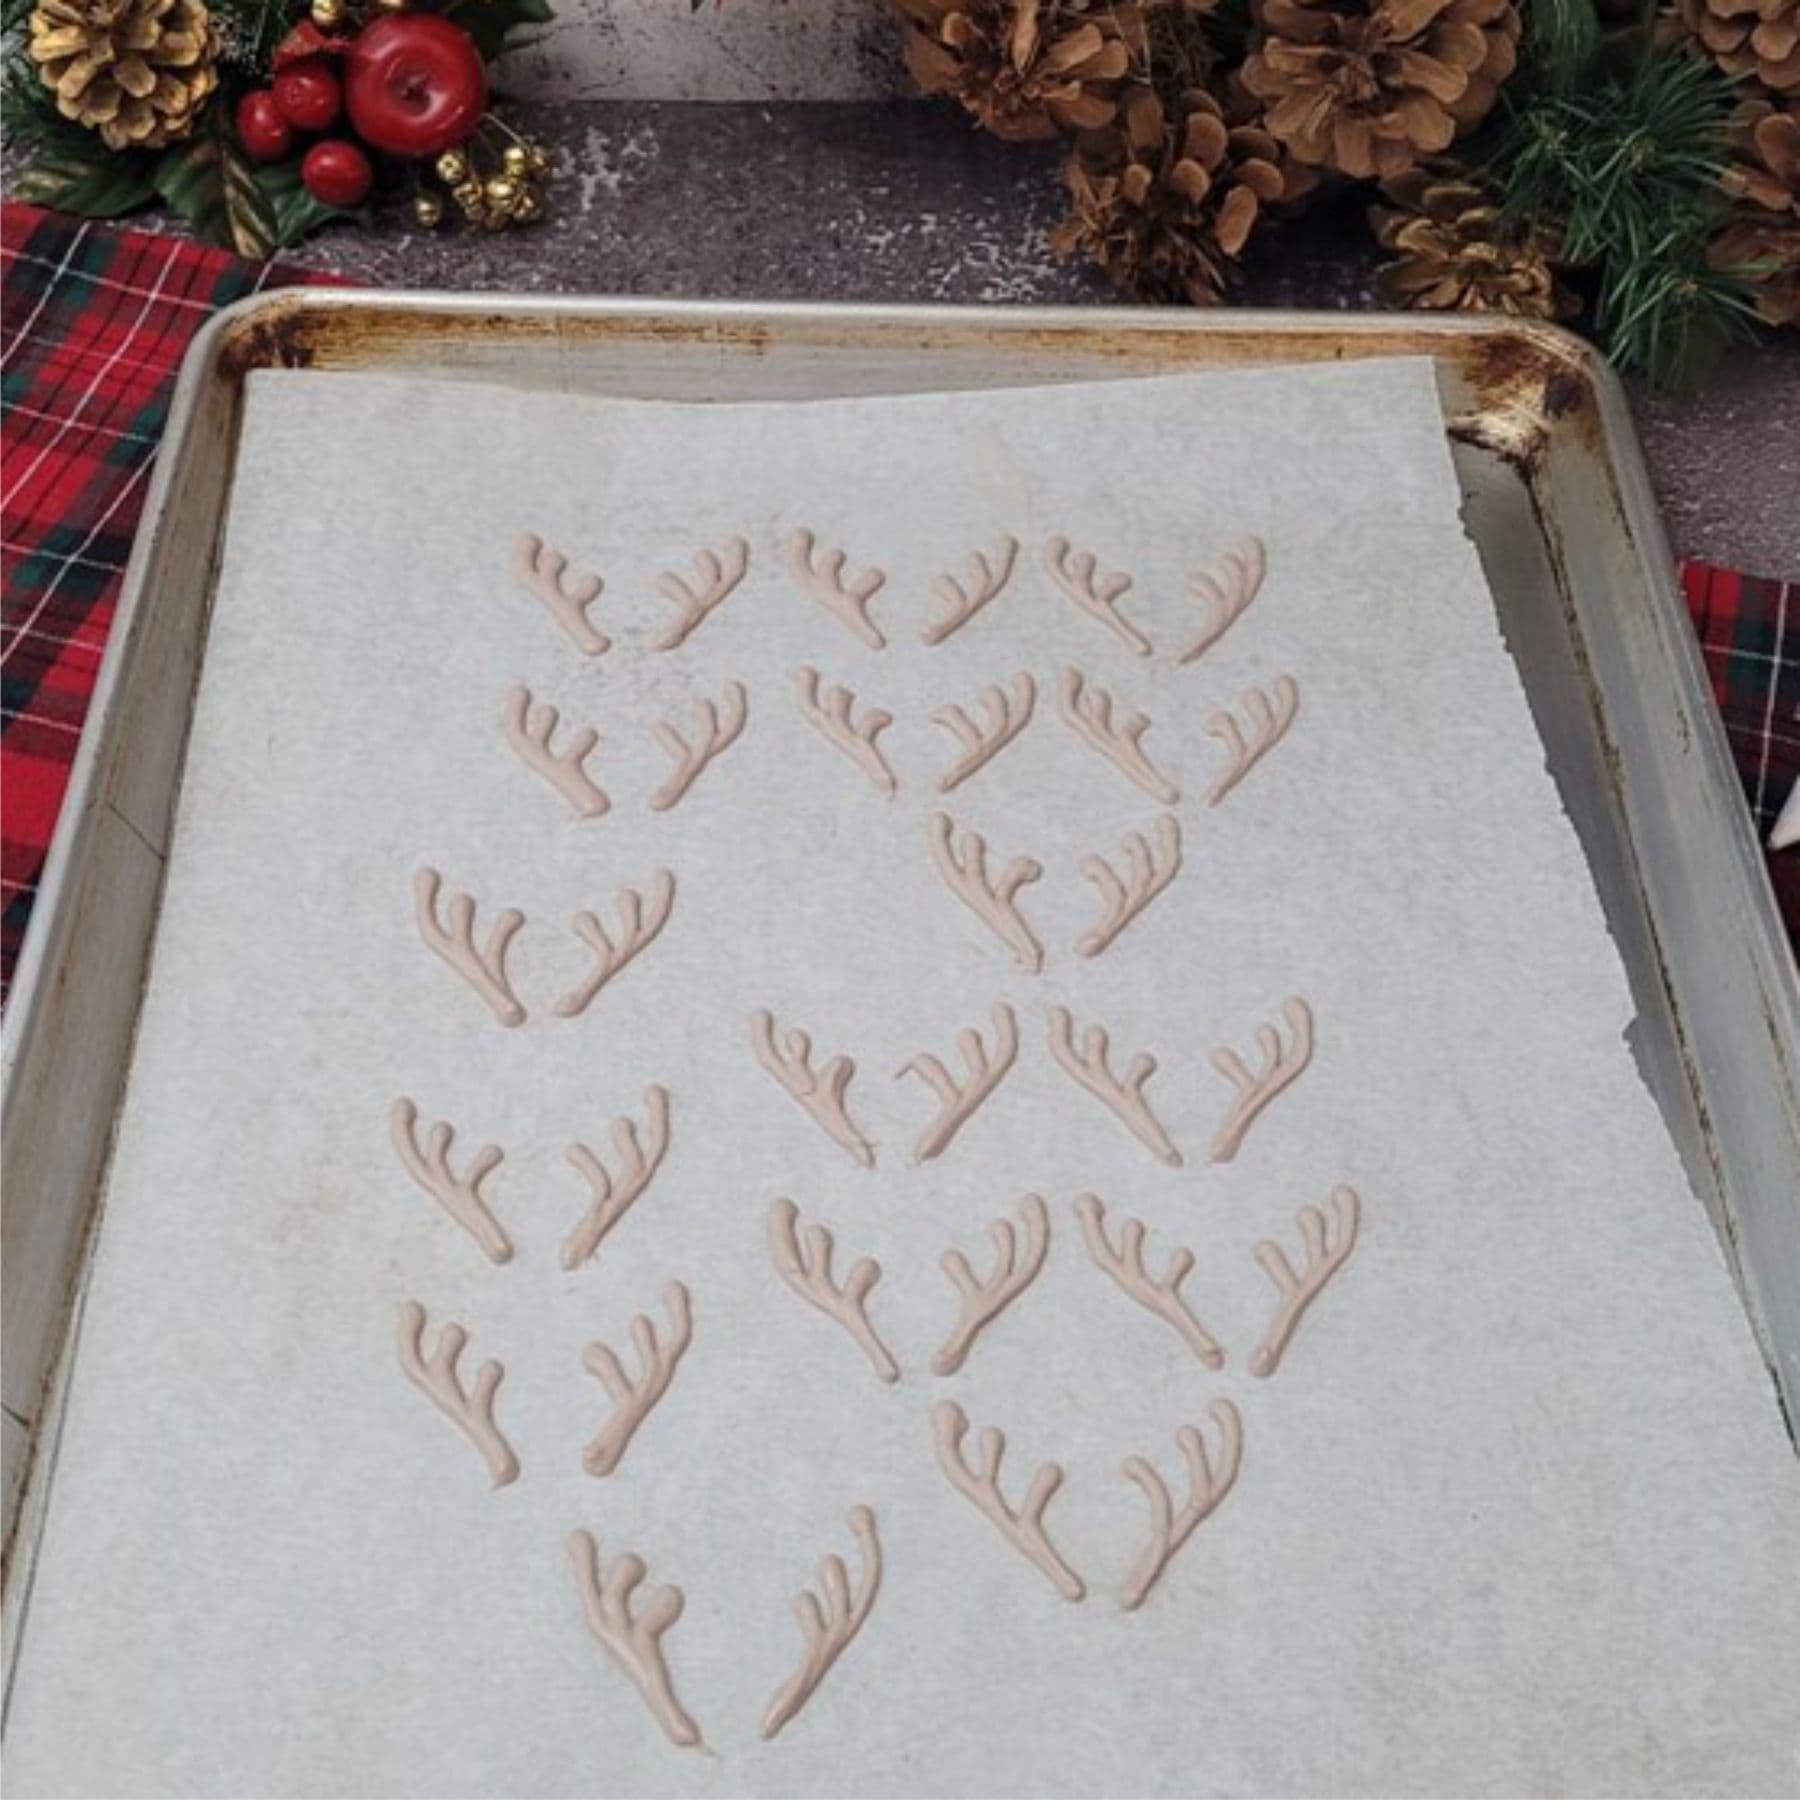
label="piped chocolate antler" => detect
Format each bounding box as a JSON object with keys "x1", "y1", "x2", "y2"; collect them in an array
[
  {"x1": 396, "y1": 1302, "x2": 519, "y2": 1487},
  {"x1": 581, "y1": 1281, "x2": 693, "y2": 1476},
  {"x1": 554, "y1": 871, "x2": 676, "y2": 1018},
  {"x1": 1076, "y1": 815, "x2": 1182, "y2": 958},
  {"x1": 500, "y1": 684, "x2": 609, "y2": 819},
  {"x1": 932, "y1": 1193, "x2": 1050, "y2": 1376},
  {"x1": 1208, "y1": 996, "x2": 1313, "y2": 1162},
  {"x1": 1205, "y1": 676, "x2": 1300, "y2": 805},
  {"x1": 388, "y1": 1098, "x2": 512, "y2": 1264},
  {"x1": 649, "y1": 680, "x2": 749, "y2": 811},
  {"x1": 924, "y1": 537, "x2": 1019, "y2": 645},
  {"x1": 767, "y1": 1197, "x2": 898, "y2": 1383},
  {"x1": 562, "y1": 1085, "x2": 672, "y2": 1270},
  {"x1": 566, "y1": 1531, "x2": 701, "y2": 1747},
  {"x1": 1249, "y1": 1186, "x2": 1359, "y2": 1377},
  {"x1": 786, "y1": 528, "x2": 888, "y2": 649},
  {"x1": 1057, "y1": 669, "x2": 1180, "y2": 804},
  {"x1": 934, "y1": 672, "x2": 1036, "y2": 793},
  {"x1": 513, "y1": 532, "x2": 608, "y2": 655},
  {"x1": 926, "y1": 811, "x2": 1044, "y2": 973},
  {"x1": 932, "y1": 1400, "x2": 1084, "y2": 1601},
  {"x1": 412, "y1": 868, "x2": 526, "y2": 1028},
  {"x1": 1180, "y1": 536, "x2": 1267, "y2": 665},
  {"x1": 796, "y1": 666, "x2": 897, "y2": 796},
  {"x1": 761, "y1": 1507, "x2": 883, "y2": 1740},
  {"x1": 1074, "y1": 1193, "x2": 1222, "y2": 1368},
  {"x1": 1043, "y1": 535, "x2": 1149, "y2": 655},
  {"x1": 897, "y1": 1002, "x2": 1018, "y2": 1162},
  {"x1": 1047, "y1": 1006, "x2": 1182, "y2": 1166},
  {"x1": 652, "y1": 536, "x2": 749, "y2": 650},
  {"x1": 750, "y1": 1009, "x2": 875, "y2": 1167},
  {"x1": 1120, "y1": 1402, "x2": 1243, "y2": 1609}
]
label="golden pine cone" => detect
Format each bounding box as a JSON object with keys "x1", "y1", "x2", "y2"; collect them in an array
[
  {"x1": 1240, "y1": 0, "x2": 1522, "y2": 180},
  {"x1": 1673, "y1": 0, "x2": 1799, "y2": 99},
  {"x1": 1369, "y1": 168, "x2": 1572, "y2": 317},
  {"x1": 1711, "y1": 101, "x2": 1800, "y2": 325},
  {"x1": 1050, "y1": 84, "x2": 1308, "y2": 304},
  {"x1": 28, "y1": 0, "x2": 219, "y2": 151},
  {"x1": 893, "y1": 0, "x2": 1149, "y2": 140}
]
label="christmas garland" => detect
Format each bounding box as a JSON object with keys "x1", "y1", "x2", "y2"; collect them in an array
[
  {"x1": 2, "y1": 0, "x2": 555, "y2": 253},
  {"x1": 892, "y1": 0, "x2": 1797, "y2": 385}
]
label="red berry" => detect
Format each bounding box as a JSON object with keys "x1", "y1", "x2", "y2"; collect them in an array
[
  {"x1": 273, "y1": 58, "x2": 342, "y2": 133},
  {"x1": 301, "y1": 139, "x2": 374, "y2": 208},
  {"x1": 344, "y1": 13, "x2": 486, "y2": 160},
  {"x1": 235, "y1": 90, "x2": 295, "y2": 164}
]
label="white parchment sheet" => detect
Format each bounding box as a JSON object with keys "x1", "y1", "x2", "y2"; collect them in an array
[{"x1": 7, "y1": 359, "x2": 1799, "y2": 1800}]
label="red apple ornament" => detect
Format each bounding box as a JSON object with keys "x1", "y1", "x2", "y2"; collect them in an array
[
  {"x1": 235, "y1": 90, "x2": 295, "y2": 164},
  {"x1": 272, "y1": 57, "x2": 342, "y2": 132},
  {"x1": 343, "y1": 13, "x2": 487, "y2": 160},
  {"x1": 301, "y1": 139, "x2": 374, "y2": 208}
]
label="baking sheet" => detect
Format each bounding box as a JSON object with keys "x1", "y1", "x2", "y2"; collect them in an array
[{"x1": 6, "y1": 356, "x2": 1798, "y2": 1798}]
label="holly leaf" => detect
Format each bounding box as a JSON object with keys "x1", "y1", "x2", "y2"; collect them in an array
[
  {"x1": 154, "y1": 116, "x2": 279, "y2": 258},
  {"x1": 252, "y1": 161, "x2": 362, "y2": 249},
  {"x1": 13, "y1": 150, "x2": 160, "y2": 218},
  {"x1": 441, "y1": 0, "x2": 553, "y2": 61}
]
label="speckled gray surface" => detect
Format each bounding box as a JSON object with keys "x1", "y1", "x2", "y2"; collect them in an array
[{"x1": 48, "y1": 100, "x2": 1800, "y2": 572}]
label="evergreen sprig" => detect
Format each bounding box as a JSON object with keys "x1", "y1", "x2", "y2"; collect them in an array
[{"x1": 1489, "y1": 25, "x2": 1758, "y2": 387}]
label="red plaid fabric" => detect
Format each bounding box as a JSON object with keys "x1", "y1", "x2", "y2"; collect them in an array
[
  {"x1": 1, "y1": 204, "x2": 339, "y2": 991},
  {"x1": 1681, "y1": 560, "x2": 1800, "y2": 944},
  {"x1": 1, "y1": 199, "x2": 1795, "y2": 997}
]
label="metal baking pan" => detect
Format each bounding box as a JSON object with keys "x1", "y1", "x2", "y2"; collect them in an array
[{"x1": 4, "y1": 295, "x2": 1796, "y2": 1681}]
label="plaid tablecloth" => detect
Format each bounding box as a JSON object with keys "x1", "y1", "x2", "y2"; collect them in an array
[{"x1": 2, "y1": 200, "x2": 1795, "y2": 999}]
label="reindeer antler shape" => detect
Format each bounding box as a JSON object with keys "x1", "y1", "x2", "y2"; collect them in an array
[
  {"x1": 1208, "y1": 996, "x2": 1314, "y2": 1163},
  {"x1": 786, "y1": 528, "x2": 888, "y2": 649},
  {"x1": 767, "y1": 1197, "x2": 899, "y2": 1383},
  {"x1": 566, "y1": 1531, "x2": 701, "y2": 1748},
  {"x1": 581, "y1": 1281, "x2": 693, "y2": 1477},
  {"x1": 932, "y1": 1400, "x2": 1084, "y2": 1601},
  {"x1": 898, "y1": 1002, "x2": 1019, "y2": 1163},
  {"x1": 932, "y1": 1194, "x2": 1050, "y2": 1376},
  {"x1": 555, "y1": 871, "x2": 677, "y2": 1018},
  {"x1": 761, "y1": 1507, "x2": 883, "y2": 1741},
  {"x1": 562, "y1": 1085, "x2": 672, "y2": 1270},
  {"x1": 1120, "y1": 1402, "x2": 1243, "y2": 1609},
  {"x1": 925, "y1": 811, "x2": 1044, "y2": 973},
  {"x1": 500, "y1": 684, "x2": 609, "y2": 819},
  {"x1": 934, "y1": 672, "x2": 1036, "y2": 793},
  {"x1": 1057, "y1": 668, "x2": 1180, "y2": 804},
  {"x1": 388, "y1": 1098, "x2": 512, "y2": 1264},
  {"x1": 649, "y1": 679, "x2": 748, "y2": 811},
  {"x1": 412, "y1": 868, "x2": 526, "y2": 1028},
  {"x1": 924, "y1": 536, "x2": 1019, "y2": 645},
  {"x1": 1205, "y1": 675, "x2": 1300, "y2": 805},
  {"x1": 513, "y1": 532, "x2": 607, "y2": 655},
  {"x1": 1077, "y1": 815, "x2": 1182, "y2": 958},
  {"x1": 1249, "y1": 1186, "x2": 1359, "y2": 1377},
  {"x1": 1043, "y1": 535, "x2": 1149, "y2": 656},
  {"x1": 1179, "y1": 536, "x2": 1267, "y2": 665},
  {"x1": 1074, "y1": 1193, "x2": 1222, "y2": 1368},
  {"x1": 750, "y1": 1009, "x2": 875, "y2": 1167},
  {"x1": 1047, "y1": 1006, "x2": 1182, "y2": 1166},
  {"x1": 796, "y1": 666, "x2": 897, "y2": 796},
  {"x1": 652, "y1": 535, "x2": 749, "y2": 650},
  {"x1": 396, "y1": 1302, "x2": 519, "y2": 1487}
]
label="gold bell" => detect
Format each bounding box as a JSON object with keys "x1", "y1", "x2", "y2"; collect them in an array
[
  {"x1": 310, "y1": 0, "x2": 347, "y2": 24},
  {"x1": 435, "y1": 148, "x2": 469, "y2": 185},
  {"x1": 527, "y1": 146, "x2": 551, "y2": 177},
  {"x1": 484, "y1": 176, "x2": 519, "y2": 208},
  {"x1": 413, "y1": 192, "x2": 444, "y2": 229},
  {"x1": 513, "y1": 189, "x2": 545, "y2": 224},
  {"x1": 453, "y1": 180, "x2": 485, "y2": 215},
  {"x1": 502, "y1": 144, "x2": 529, "y2": 177}
]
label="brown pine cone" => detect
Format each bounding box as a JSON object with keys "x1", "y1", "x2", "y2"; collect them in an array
[
  {"x1": 1673, "y1": 0, "x2": 1799, "y2": 100},
  {"x1": 1370, "y1": 168, "x2": 1572, "y2": 316},
  {"x1": 1051, "y1": 84, "x2": 1307, "y2": 303},
  {"x1": 27, "y1": 0, "x2": 218, "y2": 151},
  {"x1": 1239, "y1": 0, "x2": 1522, "y2": 180},
  {"x1": 1711, "y1": 101, "x2": 1800, "y2": 325},
  {"x1": 893, "y1": 0, "x2": 1149, "y2": 140}
]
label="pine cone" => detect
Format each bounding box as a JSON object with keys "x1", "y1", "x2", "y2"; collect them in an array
[
  {"x1": 1051, "y1": 84, "x2": 1307, "y2": 303},
  {"x1": 1370, "y1": 168, "x2": 1572, "y2": 317},
  {"x1": 1673, "y1": 0, "x2": 1799, "y2": 100},
  {"x1": 1239, "y1": 0, "x2": 1522, "y2": 180},
  {"x1": 1711, "y1": 101, "x2": 1800, "y2": 325},
  {"x1": 28, "y1": 0, "x2": 219, "y2": 151},
  {"x1": 893, "y1": 0, "x2": 1148, "y2": 140}
]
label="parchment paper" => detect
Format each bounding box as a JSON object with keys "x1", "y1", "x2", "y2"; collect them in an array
[{"x1": 7, "y1": 358, "x2": 1798, "y2": 1800}]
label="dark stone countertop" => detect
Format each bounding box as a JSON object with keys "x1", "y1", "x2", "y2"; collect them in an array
[{"x1": 193, "y1": 99, "x2": 1800, "y2": 577}]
